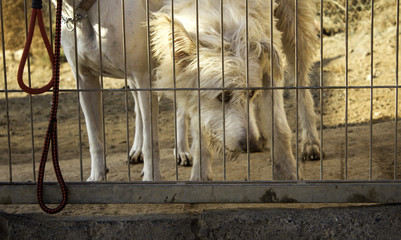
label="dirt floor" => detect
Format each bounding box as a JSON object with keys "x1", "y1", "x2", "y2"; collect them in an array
[{"x1": 1, "y1": 1, "x2": 401, "y2": 214}]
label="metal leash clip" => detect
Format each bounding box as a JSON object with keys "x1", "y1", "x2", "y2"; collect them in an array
[{"x1": 61, "y1": 7, "x2": 88, "y2": 32}]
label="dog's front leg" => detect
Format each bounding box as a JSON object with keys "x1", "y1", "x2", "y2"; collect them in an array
[
  {"x1": 272, "y1": 89, "x2": 298, "y2": 180},
  {"x1": 128, "y1": 89, "x2": 144, "y2": 164},
  {"x1": 175, "y1": 107, "x2": 192, "y2": 166},
  {"x1": 189, "y1": 117, "x2": 213, "y2": 181},
  {"x1": 136, "y1": 76, "x2": 161, "y2": 181},
  {"x1": 259, "y1": 89, "x2": 298, "y2": 180},
  {"x1": 78, "y1": 71, "x2": 107, "y2": 181}
]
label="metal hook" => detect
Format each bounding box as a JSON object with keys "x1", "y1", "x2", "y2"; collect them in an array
[{"x1": 64, "y1": 17, "x2": 75, "y2": 31}]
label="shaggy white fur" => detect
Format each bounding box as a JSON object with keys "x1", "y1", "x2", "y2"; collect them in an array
[
  {"x1": 56, "y1": 0, "x2": 320, "y2": 181},
  {"x1": 150, "y1": 0, "x2": 319, "y2": 180}
]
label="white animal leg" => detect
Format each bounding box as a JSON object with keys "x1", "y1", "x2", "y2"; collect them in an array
[
  {"x1": 175, "y1": 108, "x2": 192, "y2": 166},
  {"x1": 275, "y1": 0, "x2": 322, "y2": 161},
  {"x1": 189, "y1": 117, "x2": 212, "y2": 181},
  {"x1": 259, "y1": 89, "x2": 297, "y2": 180},
  {"x1": 77, "y1": 70, "x2": 107, "y2": 181},
  {"x1": 136, "y1": 73, "x2": 161, "y2": 181},
  {"x1": 128, "y1": 88, "x2": 144, "y2": 164},
  {"x1": 272, "y1": 90, "x2": 298, "y2": 180}
]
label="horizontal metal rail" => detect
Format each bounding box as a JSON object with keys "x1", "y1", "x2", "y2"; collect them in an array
[
  {"x1": 1, "y1": 85, "x2": 401, "y2": 94},
  {"x1": 1, "y1": 181, "x2": 401, "y2": 204}
]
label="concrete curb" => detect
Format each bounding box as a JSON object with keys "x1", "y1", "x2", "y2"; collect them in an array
[{"x1": 2, "y1": 205, "x2": 401, "y2": 239}]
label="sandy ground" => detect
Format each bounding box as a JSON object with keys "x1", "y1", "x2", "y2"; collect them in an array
[{"x1": 1, "y1": 1, "x2": 401, "y2": 214}]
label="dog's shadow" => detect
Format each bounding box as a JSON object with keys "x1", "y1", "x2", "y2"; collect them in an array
[{"x1": 283, "y1": 55, "x2": 344, "y2": 125}]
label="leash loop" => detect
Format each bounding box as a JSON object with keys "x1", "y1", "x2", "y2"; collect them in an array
[
  {"x1": 17, "y1": 4, "x2": 54, "y2": 95},
  {"x1": 18, "y1": 0, "x2": 68, "y2": 214}
]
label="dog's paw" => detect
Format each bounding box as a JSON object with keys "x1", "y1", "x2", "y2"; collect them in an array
[
  {"x1": 301, "y1": 141, "x2": 325, "y2": 161},
  {"x1": 128, "y1": 150, "x2": 144, "y2": 164},
  {"x1": 189, "y1": 172, "x2": 213, "y2": 181},
  {"x1": 176, "y1": 152, "x2": 193, "y2": 166},
  {"x1": 189, "y1": 175, "x2": 213, "y2": 181},
  {"x1": 273, "y1": 172, "x2": 297, "y2": 181},
  {"x1": 142, "y1": 171, "x2": 162, "y2": 181},
  {"x1": 86, "y1": 168, "x2": 109, "y2": 182},
  {"x1": 86, "y1": 176, "x2": 104, "y2": 182}
]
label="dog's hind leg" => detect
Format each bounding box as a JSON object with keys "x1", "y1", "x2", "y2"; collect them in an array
[
  {"x1": 77, "y1": 70, "x2": 107, "y2": 181},
  {"x1": 135, "y1": 73, "x2": 161, "y2": 181},
  {"x1": 275, "y1": 0, "x2": 323, "y2": 161},
  {"x1": 128, "y1": 88, "x2": 144, "y2": 164},
  {"x1": 175, "y1": 108, "x2": 192, "y2": 166}
]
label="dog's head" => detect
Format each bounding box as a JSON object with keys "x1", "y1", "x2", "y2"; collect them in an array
[{"x1": 151, "y1": 11, "x2": 283, "y2": 154}]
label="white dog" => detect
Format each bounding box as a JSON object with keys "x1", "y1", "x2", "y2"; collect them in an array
[
  {"x1": 170, "y1": 0, "x2": 322, "y2": 166},
  {"x1": 54, "y1": 0, "x2": 165, "y2": 181},
  {"x1": 56, "y1": 0, "x2": 320, "y2": 181},
  {"x1": 151, "y1": 0, "x2": 320, "y2": 180}
]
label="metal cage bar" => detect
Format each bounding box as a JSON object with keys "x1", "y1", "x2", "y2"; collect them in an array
[
  {"x1": 395, "y1": 0, "x2": 400, "y2": 180},
  {"x1": 270, "y1": 0, "x2": 275, "y2": 180},
  {"x1": 120, "y1": 0, "x2": 131, "y2": 181},
  {"x1": 220, "y1": 0, "x2": 227, "y2": 181},
  {"x1": 146, "y1": 0, "x2": 155, "y2": 182},
  {"x1": 195, "y1": 0, "x2": 202, "y2": 181},
  {"x1": 320, "y1": 0, "x2": 325, "y2": 180},
  {"x1": 0, "y1": 0, "x2": 12, "y2": 183},
  {"x1": 23, "y1": 0, "x2": 36, "y2": 183},
  {"x1": 295, "y1": 0, "x2": 300, "y2": 180},
  {"x1": 72, "y1": 0, "x2": 85, "y2": 182},
  {"x1": 171, "y1": 0, "x2": 179, "y2": 181},
  {"x1": 369, "y1": 0, "x2": 374, "y2": 181},
  {"x1": 245, "y1": 0, "x2": 251, "y2": 181},
  {"x1": 96, "y1": 0, "x2": 107, "y2": 181},
  {"x1": 1, "y1": 84, "x2": 400, "y2": 94},
  {"x1": 344, "y1": 0, "x2": 349, "y2": 180}
]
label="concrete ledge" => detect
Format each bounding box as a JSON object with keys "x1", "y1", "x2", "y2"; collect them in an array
[{"x1": 2, "y1": 205, "x2": 401, "y2": 239}]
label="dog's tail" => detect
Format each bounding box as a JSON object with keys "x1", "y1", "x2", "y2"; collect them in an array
[{"x1": 275, "y1": 0, "x2": 318, "y2": 85}]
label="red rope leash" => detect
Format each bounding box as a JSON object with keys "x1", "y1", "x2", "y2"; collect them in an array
[
  {"x1": 17, "y1": 8, "x2": 54, "y2": 94},
  {"x1": 17, "y1": 0, "x2": 67, "y2": 214}
]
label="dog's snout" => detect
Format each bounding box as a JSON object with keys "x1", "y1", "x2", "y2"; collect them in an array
[
  {"x1": 239, "y1": 138, "x2": 247, "y2": 152},
  {"x1": 239, "y1": 136, "x2": 263, "y2": 153}
]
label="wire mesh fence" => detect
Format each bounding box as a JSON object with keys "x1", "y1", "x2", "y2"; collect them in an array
[{"x1": 1, "y1": 0, "x2": 401, "y2": 204}]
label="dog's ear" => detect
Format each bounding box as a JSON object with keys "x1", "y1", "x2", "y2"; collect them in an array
[
  {"x1": 252, "y1": 40, "x2": 283, "y2": 82},
  {"x1": 151, "y1": 13, "x2": 196, "y2": 68}
]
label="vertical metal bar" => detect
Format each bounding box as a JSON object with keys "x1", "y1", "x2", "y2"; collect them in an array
[
  {"x1": 270, "y1": 0, "x2": 275, "y2": 180},
  {"x1": 72, "y1": 0, "x2": 84, "y2": 182},
  {"x1": 344, "y1": 0, "x2": 349, "y2": 180},
  {"x1": 172, "y1": 1, "x2": 179, "y2": 181},
  {"x1": 24, "y1": 0, "x2": 36, "y2": 182},
  {"x1": 295, "y1": 0, "x2": 299, "y2": 180},
  {"x1": 195, "y1": 0, "x2": 202, "y2": 180},
  {"x1": 395, "y1": 0, "x2": 400, "y2": 180},
  {"x1": 220, "y1": 0, "x2": 227, "y2": 181},
  {"x1": 145, "y1": 0, "x2": 156, "y2": 181},
  {"x1": 121, "y1": 0, "x2": 130, "y2": 181},
  {"x1": 171, "y1": 0, "x2": 179, "y2": 181},
  {"x1": 97, "y1": 0, "x2": 107, "y2": 181},
  {"x1": 47, "y1": 0, "x2": 53, "y2": 49},
  {"x1": 319, "y1": 0, "x2": 324, "y2": 180},
  {"x1": 245, "y1": 0, "x2": 251, "y2": 181},
  {"x1": 0, "y1": 0, "x2": 12, "y2": 182},
  {"x1": 369, "y1": 0, "x2": 374, "y2": 181}
]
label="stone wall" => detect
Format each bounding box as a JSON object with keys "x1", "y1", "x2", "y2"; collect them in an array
[{"x1": 2, "y1": 205, "x2": 401, "y2": 239}]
